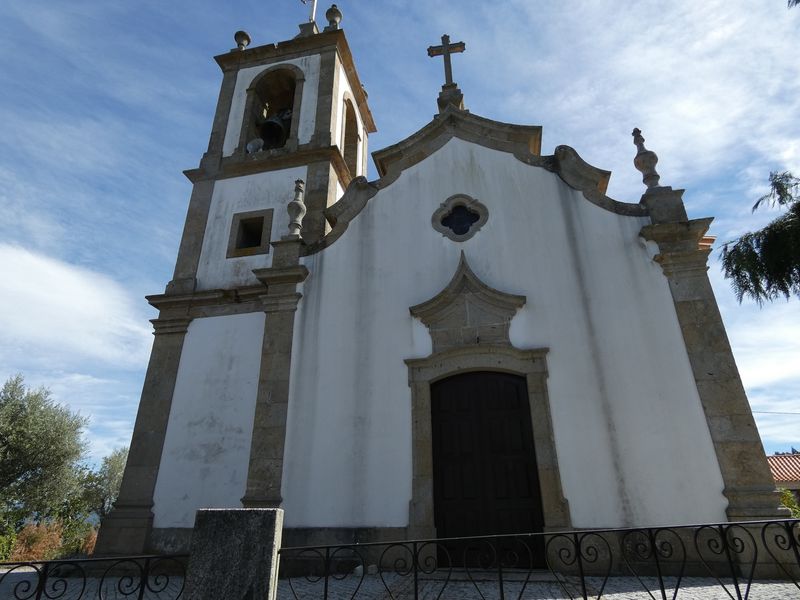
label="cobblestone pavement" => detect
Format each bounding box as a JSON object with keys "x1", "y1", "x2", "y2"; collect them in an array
[{"x1": 278, "y1": 571, "x2": 800, "y2": 599}]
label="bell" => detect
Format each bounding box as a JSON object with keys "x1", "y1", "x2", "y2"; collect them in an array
[{"x1": 259, "y1": 108, "x2": 293, "y2": 149}]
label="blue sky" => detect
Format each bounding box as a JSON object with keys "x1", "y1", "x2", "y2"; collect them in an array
[{"x1": 0, "y1": 0, "x2": 798, "y2": 463}]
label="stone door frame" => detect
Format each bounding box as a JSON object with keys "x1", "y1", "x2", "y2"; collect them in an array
[{"x1": 405, "y1": 344, "x2": 571, "y2": 539}]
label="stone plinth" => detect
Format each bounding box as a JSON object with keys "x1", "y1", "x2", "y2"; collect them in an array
[{"x1": 184, "y1": 508, "x2": 283, "y2": 600}]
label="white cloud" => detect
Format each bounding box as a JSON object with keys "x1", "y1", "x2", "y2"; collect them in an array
[
  {"x1": 0, "y1": 244, "x2": 153, "y2": 371},
  {"x1": 725, "y1": 304, "x2": 800, "y2": 389},
  {"x1": 708, "y1": 263, "x2": 800, "y2": 452},
  {"x1": 750, "y1": 382, "x2": 800, "y2": 454},
  {"x1": 710, "y1": 267, "x2": 800, "y2": 388},
  {"x1": 44, "y1": 372, "x2": 141, "y2": 463},
  {"x1": 393, "y1": 0, "x2": 800, "y2": 205}
]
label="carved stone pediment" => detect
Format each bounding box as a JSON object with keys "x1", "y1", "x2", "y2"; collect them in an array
[{"x1": 410, "y1": 252, "x2": 525, "y2": 352}]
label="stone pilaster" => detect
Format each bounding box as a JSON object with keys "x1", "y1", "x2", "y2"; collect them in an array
[
  {"x1": 301, "y1": 47, "x2": 341, "y2": 244},
  {"x1": 640, "y1": 209, "x2": 783, "y2": 520},
  {"x1": 206, "y1": 67, "x2": 239, "y2": 163},
  {"x1": 167, "y1": 67, "x2": 238, "y2": 295},
  {"x1": 241, "y1": 238, "x2": 308, "y2": 507},
  {"x1": 95, "y1": 316, "x2": 192, "y2": 555},
  {"x1": 301, "y1": 160, "x2": 336, "y2": 244},
  {"x1": 168, "y1": 180, "x2": 215, "y2": 294}
]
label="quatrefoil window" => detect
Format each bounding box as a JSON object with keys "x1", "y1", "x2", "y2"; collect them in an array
[{"x1": 432, "y1": 194, "x2": 488, "y2": 242}]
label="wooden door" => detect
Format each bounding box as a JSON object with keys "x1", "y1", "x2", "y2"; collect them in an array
[{"x1": 431, "y1": 371, "x2": 545, "y2": 567}]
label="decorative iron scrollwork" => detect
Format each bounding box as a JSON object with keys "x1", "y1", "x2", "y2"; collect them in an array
[
  {"x1": 0, "y1": 555, "x2": 186, "y2": 600},
  {"x1": 278, "y1": 520, "x2": 800, "y2": 600}
]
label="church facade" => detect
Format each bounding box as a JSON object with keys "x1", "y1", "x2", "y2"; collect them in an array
[{"x1": 96, "y1": 10, "x2": 782, "y2": 556}]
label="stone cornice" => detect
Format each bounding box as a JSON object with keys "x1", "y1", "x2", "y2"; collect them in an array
[
  {"x1": 252, "y1": 265, "x2": 310, "y2": 287},
  {"x1": 546, "y1": 146, "x2": 647, "y2": 217},
  {"x1": 410, "y1": 252, "x2": 525, "y2": 325},
  {"x1": 372, "y1": 106, "x2": 542, "y2": 179},
  {"x1": 303, "y1": 108, "x2": 652, "y2": 258},
  {"x1": 640, "y1": 218, "x2": 713, "y2": 252},
  {"x1": 410, "y1": 252, "x2": 526, "y2": 352},
  {"x1": 640, "y1": 219, "x2": 715, "y2": 278},
  {"x1": 369, "y1": 106, "x2": 647, "y2": 217},
  {"x1": 148, "y1": 281, "x2": 310, "y2": 319},
  {"x1": 302, "y1": 175, "x2": 379, "y2": 256},
  {"x1": 653, "y1": 249, "x2": 712, "y2": 277},
  {"x1": 260, "y1": 292, "x2": 303, "y2": 314},
  {"x1": 214, "y1": 29, "x2": 375, "y2": 133},
  {"x1": 184, "y1": 145, "x2": 352, "y2": 187},
  {"x1": 150, "y1": 317, "x2": 192, "y2": 335},
  {"x1": 147, "y1": 287, "x2": 265, "y2": 312},
  {"x1": 405, "y1": 344, "x2": 550, "y2": 382}
]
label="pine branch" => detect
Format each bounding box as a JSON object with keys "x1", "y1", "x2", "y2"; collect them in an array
[{"x1": 752, "y1": 171, "x2": 800, "y2": 211}]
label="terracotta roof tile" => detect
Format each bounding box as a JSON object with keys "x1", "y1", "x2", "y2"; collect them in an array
[{"x1": 767, "y1": 454, "x2": 800, "y2": 482}]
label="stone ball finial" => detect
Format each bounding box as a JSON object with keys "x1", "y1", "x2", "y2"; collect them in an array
[
  {"x1": 632, "y1": 128, "x2": 661, "y2": 190},
  {"x1": 324, "y1": 4, "x2": 342, "y2": 31},
  {"x1": 287, "y1": 179, "x2": 307, "y2": 239},
  {"x1": 234, "y1": 30, "x2": 251, "y2": 51}
]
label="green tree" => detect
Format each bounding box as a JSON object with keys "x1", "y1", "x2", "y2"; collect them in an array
[
  {"x1": 779, "y1": 488, "x2": 800, "y2": 518},
  {"x1": 0, "y1": 375, "x2": 87, "y2": 525},
  {"x1": 0, "y1": 376, "x2": 130, "y2": 559},
  {"x1": 82, "y1": 447, "x2": 128, "y2": 519},
  {"x1": 721, "y1": 171, "x2": 800, "y2": 304}
]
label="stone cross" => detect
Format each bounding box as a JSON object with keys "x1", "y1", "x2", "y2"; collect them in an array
[{"x1": 427, "y1": 35, "x2": 466, "y2": 87}]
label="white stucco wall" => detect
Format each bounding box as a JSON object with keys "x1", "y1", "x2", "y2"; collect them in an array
[
  {"x1": 222, "y1": 55, "x2": 321, "y2": 156},
  {"x1": 282, "y1": 137, "x2": 728, "y2": 529},
  {"x1": 195, "y1": 166, "x2": 306, "y2": 290},
  {"x1": 153, "y1": 312, "x2": 265, "y2": 528}
]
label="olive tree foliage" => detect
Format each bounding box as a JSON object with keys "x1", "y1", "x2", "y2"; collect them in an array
[
  {"x1": 721, "y1": 171, "x2": 800, "y2": 304},
  {"x1": 0, "y1": 376, "x2": 129, "y2": 558},
  {"x1": 82, "y1": 447, "x2": 128, "y2": 519},
  {"x1": 0, "y1": 375, "x2": 87, "y2": 524}
]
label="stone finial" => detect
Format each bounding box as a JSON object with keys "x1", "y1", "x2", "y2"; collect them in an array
[
  {"x1": 286, "y1": 180, "x2": 307, "y2": 239},
  {"x1": 234, "y1": 30, "x2": 251, "y2": 51},
  {"x1": 324, "y1": 4, "x2": 342, "y2": 31},
  {"x1": 632, "y1": 128, "x2": 661, "y2": 189}
]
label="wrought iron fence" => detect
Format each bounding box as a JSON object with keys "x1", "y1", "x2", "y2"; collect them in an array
[
  {"x1": 0, "y1": 555, "x2": 187, "y2": 600},
  {"x1": 278, "y1": 519, "x2": 800, "y2": 599}
]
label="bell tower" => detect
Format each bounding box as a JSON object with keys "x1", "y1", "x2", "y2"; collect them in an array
[
  {"x1": 95, "y1": 7, "x2": 375, "y2": 555},
  {"x1": 169, "y1": 4, "x2": 376, "y2": 298}
]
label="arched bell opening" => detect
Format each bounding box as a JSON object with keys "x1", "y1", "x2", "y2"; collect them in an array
[
  {"x1": 342, "y1": 98, "x2": 359, "y2": 176},
  {"x1": 239, "y1": 65, "x2": 305, "y2": 154}
]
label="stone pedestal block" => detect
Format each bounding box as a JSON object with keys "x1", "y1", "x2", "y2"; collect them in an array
[{"x1": 184, "y1": 509, "x2": 284, "y2": 600}]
